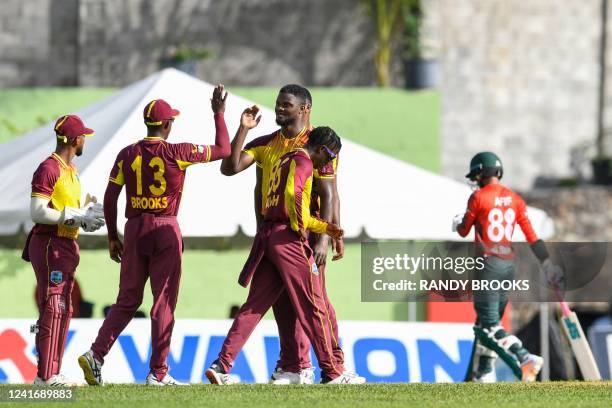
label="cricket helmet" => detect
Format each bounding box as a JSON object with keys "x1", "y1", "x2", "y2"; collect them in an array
[{"x1": 466, "y1": 151, "x2": 503, "y2": 181}]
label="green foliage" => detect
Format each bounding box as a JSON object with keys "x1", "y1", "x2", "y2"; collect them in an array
[
  {"x1": 165, "y1": 45, "x2": 213, "y2": 63},
  {"x1": 403, "y1": 0, "x2": 422, "y2": 60}
]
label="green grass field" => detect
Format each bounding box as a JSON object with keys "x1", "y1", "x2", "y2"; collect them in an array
[
  {"x1": 232, "y1": 87, "x2": 440, "y2": 171},
  {"x1": 0, "y1": 87, "x2": 440, "y2": 171},
  {"x1": 1, "y1": 383, "x2": 611, "y2": 408},
  {"x1": 0, "y1": 88, "x2": 115, "y2": 144}
]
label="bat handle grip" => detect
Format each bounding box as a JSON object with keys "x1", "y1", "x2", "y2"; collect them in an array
[{"x1": 554, "y1": 287, "x2": 572, "y2": 317}]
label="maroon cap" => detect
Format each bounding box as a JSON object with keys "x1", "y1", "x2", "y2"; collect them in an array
[
  {"x1": 143, "y1": 99, "x2": 180, "y2": 125},
  {"x1": 54, "y1": 114, "x2": 94, "y2": 142}
]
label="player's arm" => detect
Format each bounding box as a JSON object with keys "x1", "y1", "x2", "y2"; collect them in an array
[
  {"x1": 254, "y1": 167, "x2": 264, "y2": 229},
  {"x1": 30, "y1": 162, "x2": 103, "y2": 229},
  {"x1": 455, "y1": 194, "x2": 478, "y2": 237},
  {"x1": 312, "y1": 177, "x2": 334, "y2": 266},
  {"x1": 220, "y1": 105, "x2": 261, "y2": 175},
  {"x1": 207, "y1": 84, "x2": 231, "y2": 161},
  {"x1": 30, "y1": 196, "x2": 63, "y2": 224},
  {"x1": 514, "y1": 196, "x2": 564, "y2": 286},
  {"x1": 105, "y1": 154, "x2": 126, "y2": 263},
  {"x1": 515, "y1": 197, "x2": 563, "y2": 285},
  {"x1": 315, "y1": 156, "x2": 344, "y2": 262},
  {"x1": 286, "y1": 158, "x2": 343, "y2": 240},
  {"x1": 30, "y1": 162, "x2": 65, "y2": 224},
  {"x1": 331, "y1": 173, "x2": 344, "y2": 260}
]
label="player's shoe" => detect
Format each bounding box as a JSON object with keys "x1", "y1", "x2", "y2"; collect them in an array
[
  {"x1": 472, "y1": 370, "x2": 496, "y2": 383},
  {"x1": 145, "y1": 372, "x2": 186, "y2": 386},
  {"x1": 78, "y1": 350, "x2": 104, "y2": 386},
  {"x1": 321, "y1": 371, "x2": 366, "y2": 384},
  {"x1": 34, "y1": 374, "x2": 80, "y2": 387},
  {"x1": 270, "y1": 366, "x2": 315, "y2": 385},
  {"x1": 300, "y1": 367, "x2": 316, "y2": 384},
  {"x1": 205, "y1": 360, "x2": 238, "y2": 385},
  {"x1": 521, "y1": 354, "x2": 543, "y2": 382}
]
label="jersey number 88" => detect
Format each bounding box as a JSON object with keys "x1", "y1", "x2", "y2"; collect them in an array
[{"x1": 487, "y1": 208, "x2": 515, "y2": 242}]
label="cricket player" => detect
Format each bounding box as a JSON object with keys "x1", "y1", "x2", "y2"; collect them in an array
[
  {"x1": 78, "y1": 86, "x2": 231, "y2": 386},
  {"x1": 219, "y1": 84, "x2": 349, "y2": 384},
  {"x1": 207, "y1": 127, "x2": 364, "y2": 385},
  {"x1": 25, "y1": 114, "x2": 105, "y2": 386},
  {"x1": 453, "y1": 151, "x2": 563, "y2": 382}
]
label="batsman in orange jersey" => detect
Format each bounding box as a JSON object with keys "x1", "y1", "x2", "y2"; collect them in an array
[
  {"x1": 207, "y1": 127, "x2": 365, "y2": 385},
  {"x1": 24, "y1": 114, "x2": 105, "y2": 386},
  {"x1": 453, "y1": 151, "x2": 564, "y2": 383},
  {"x1": 219, "y1": 85, "x2": 352, "y2": 384},
  {"x1": 78, "y1": 86, "x2": 231, "y2": 387}
]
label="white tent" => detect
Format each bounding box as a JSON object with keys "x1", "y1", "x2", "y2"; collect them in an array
[{"x1": 0, "y1": 69, "x2": 554, "y2": 240}]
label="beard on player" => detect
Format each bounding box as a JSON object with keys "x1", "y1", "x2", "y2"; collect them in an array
[{"x1": 275, "y1": 112, "x2": 295, "y2": 127}]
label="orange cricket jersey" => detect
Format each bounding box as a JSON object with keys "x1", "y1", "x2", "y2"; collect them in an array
[{"x1": 457, "y1": 183, "x2": 538, "y2": 257}]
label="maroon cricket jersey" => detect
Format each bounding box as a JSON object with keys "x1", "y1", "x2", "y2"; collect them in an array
[
  {"x1": 30, "y1": 153, "x2": 81, "y2": 240},
  {"x1": 108, "y1": 138, "x2": 213, "y2": 218},
  {"x1": 242, "y1": 127, "x2": 338, "y2": 218},
  {"x1": 263, "y1": 149, "x2": 328, "y2": 234}
]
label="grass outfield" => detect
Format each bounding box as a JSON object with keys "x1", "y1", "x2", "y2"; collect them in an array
[
  {"x1": 0, "y1": 245, "x2": 413, "y2": 321},
  {"x1": 0, "y1": 88, "x2": 115, "y2": 144},
  {"x1": 1, "y1": 383, "x2": 611, "y2": 408},
  {"x1": 232, "y1": 87, "x2": 440, "y2": 172},
  {"x1": 0, "y1": 87, "x2": 440, "y2": 171}
]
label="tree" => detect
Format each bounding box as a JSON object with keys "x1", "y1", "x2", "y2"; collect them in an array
[{"x1": 362, "y1": 0, "x2": 405, "y2": 87}]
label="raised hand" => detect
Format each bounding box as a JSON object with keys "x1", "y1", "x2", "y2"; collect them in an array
[
  {"x1": 211, "y1": 84, "x2": 228, "y2": 114},
  {"x1": 240, "y1": 105, "x2": 262, "y2": 130}
]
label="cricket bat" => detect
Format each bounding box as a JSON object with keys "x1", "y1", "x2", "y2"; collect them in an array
[{"x1": 555, "y1": 289, "x2": 602, "y2": 380}]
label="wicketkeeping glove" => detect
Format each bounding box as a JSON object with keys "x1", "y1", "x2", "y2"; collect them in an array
[
  {"x1": 451, "y1": 214, "x2": 463, "y2": 232},
  {"x1": 542, "y1": 258, "x2": 564, "y2": 288},
  {"x1": 62, "y1": 203, "x2": 105, "y2": 232}
]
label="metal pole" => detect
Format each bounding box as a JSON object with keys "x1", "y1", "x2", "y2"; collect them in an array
[{"x1": 539, "y1": 302, "x2": 550, "y2": 381}]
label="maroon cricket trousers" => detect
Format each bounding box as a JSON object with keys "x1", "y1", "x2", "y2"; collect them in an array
[
  {"x1": 219, "y1": 223, "x2": 345, "y2": 379},
  {"x1": 27, "y1": 233, "x2": 79, "y2": 380},
  {"x1": 272, "y1": 233, "x2": 344, "y2": 372},
  {"x1": 91, "y1": 215, "x2": 182, "y2": 379}
]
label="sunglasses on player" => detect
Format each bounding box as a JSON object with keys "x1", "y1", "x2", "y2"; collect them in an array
[{"x1": 322, "y1": 145, "x2": 337, "y2": 160}]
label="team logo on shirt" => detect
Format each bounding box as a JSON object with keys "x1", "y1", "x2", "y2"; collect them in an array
[{"x1": 50, "y1": 271, "x2": 63, "y2": 285}]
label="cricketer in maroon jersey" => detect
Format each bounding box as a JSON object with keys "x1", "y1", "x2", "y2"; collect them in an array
[
  {"x1": 25, "y1": 114, "x2": 102, "y2": 386},
  {"x1": 78, "y1": 86, "x2": 230, "y2": 386},
  {"x1": 220, "y1": 85, "x2": 344, "y2": 381},
  {"x1": 206, "y1": 127, "x2": 364, "y2": 385}
]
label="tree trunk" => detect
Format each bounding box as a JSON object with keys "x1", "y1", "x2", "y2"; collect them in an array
[{"x1": 372, "y1": 0, "x2": 401, "y2": 87}]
